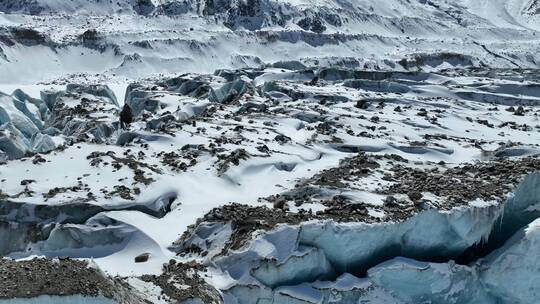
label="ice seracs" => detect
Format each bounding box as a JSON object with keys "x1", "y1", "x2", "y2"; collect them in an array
[{"x1": 0, "y1": 92, "x2": 51, "y2": 160}]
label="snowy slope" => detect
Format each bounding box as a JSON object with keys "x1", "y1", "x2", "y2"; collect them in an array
[
  {"x1": 0, "y1": 0, "x2": 539, "y2": 84},
  {"x1": 0, "y1": 0, "x2": 155, "y2": 15},
  {"x1": 461, "y1": 0, "x2": 540, "y2": 30}
]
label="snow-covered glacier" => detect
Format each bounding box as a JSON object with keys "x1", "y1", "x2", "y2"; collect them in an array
[
  {"x1": 1, "y1": 0, "x2": 540, "y2": 83},
  {"x1": 2, "y1": 0, "x2": 540, "y2": 303}
]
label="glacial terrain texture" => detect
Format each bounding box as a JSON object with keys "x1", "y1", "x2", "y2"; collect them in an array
[{"x1": 1, "y1": 0, "x2": 540, "y2": 303}]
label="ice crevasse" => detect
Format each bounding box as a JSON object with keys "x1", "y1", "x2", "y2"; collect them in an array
[{"x1": 207, "y1": 173, "x2": 540, "y2": 303}]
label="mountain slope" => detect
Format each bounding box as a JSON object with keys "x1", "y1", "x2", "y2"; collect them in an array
[
  {"x1": 0, "y1": 0, "x2": 155, "y2": 15},
  {"x1": 0, "y1": 0, "x2": 538, "y2": 83}
]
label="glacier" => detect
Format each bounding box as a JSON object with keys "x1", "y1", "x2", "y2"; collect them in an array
[
  {"x1": 216, "y1": 173, "x2": 540, "y2": 303},
  {"x1": 2, "y1": 68, "x2": 540, "y2": 302},
  {"x1": 1, "y1": 0, "x2": 540, "y2": 303}
]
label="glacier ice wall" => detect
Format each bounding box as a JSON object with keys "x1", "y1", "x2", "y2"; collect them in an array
[{"x1": 208, "y1": 173, "x2": 540, "y2": 303}]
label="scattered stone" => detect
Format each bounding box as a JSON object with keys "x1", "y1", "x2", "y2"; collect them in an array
[
  {"x1": 120, "y1": 104, "x2": 134, "y2": 129},
  {"x1": 134, "y1": 253, "x2": 150, "y2": 263},
  {"x1": 355, "y1": 100, "x2": 370, "y2": 109},
  {"x1": 407, "y1": 191, "x2": 423, "y2": 202},
  {"x1": 140, "y1": 261, "x2": 221, "y2": 304},
  {"x1": 274, "y1": 134, "x2": 292, "y2": 144},
  {"x1": 514, "y1": 106, "x2": 525, "y2": 116},
  {"x1": 0, "y1": 258, "x2": 138, "y2": 301}
]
